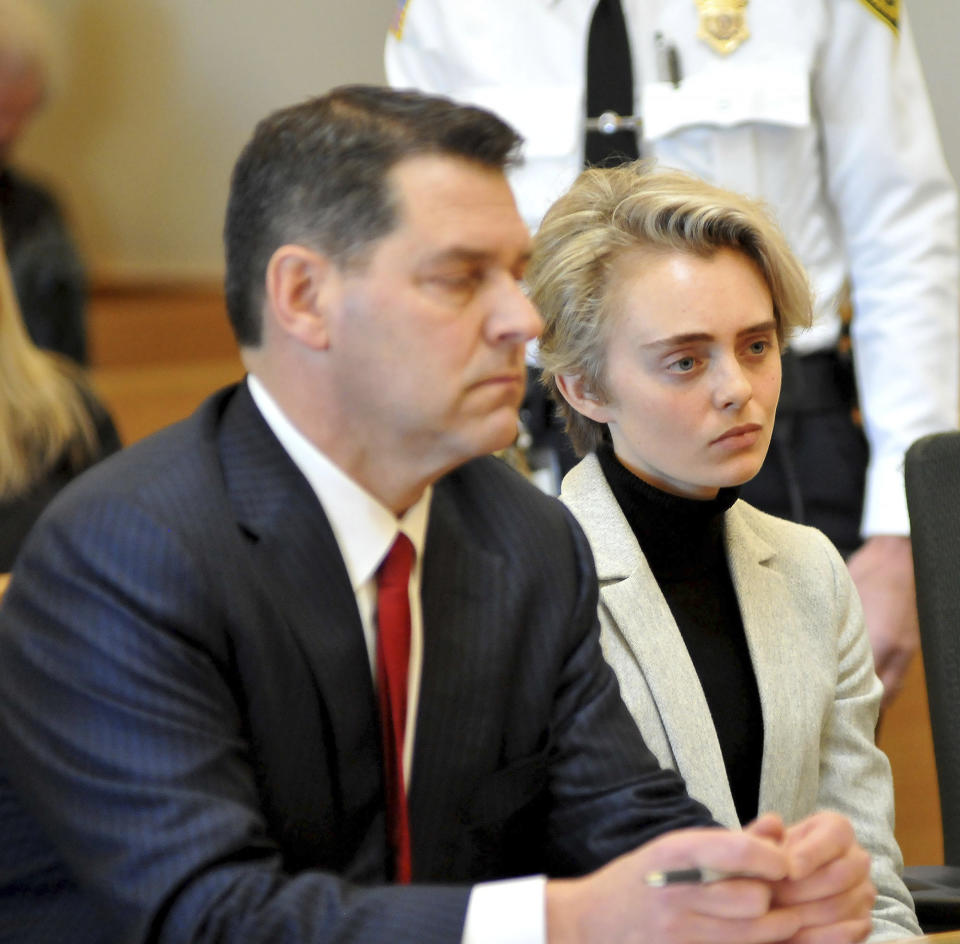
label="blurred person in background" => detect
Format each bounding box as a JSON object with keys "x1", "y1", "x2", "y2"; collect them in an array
[
  {"x1": 0, "y1": 229, "x2": 118, "y2": 571},
  {"x1": 386, "y1": 0, "x2": 960, "y2": 709},
  {"x1": 0, "y1": 0, "x2": 87, "y2": 364}
]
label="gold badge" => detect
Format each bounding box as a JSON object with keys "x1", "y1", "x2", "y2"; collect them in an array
[{"x1": 695, "y1": 0, "x2": 750, "y2": 56}]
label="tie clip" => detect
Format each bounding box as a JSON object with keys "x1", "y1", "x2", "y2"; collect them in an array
[{"x1": 585, "y1": 110, "x2": 642, "y2": 135}]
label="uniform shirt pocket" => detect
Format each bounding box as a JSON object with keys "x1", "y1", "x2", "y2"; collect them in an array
[{"x1": 643, "y1": 59, "x2": 810, "y2": 140}]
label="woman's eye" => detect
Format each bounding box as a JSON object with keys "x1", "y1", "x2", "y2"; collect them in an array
[
  {"x1": 748, "y1": 339, "x2": 770, "y2": 355},
  {"x1": 668, "y1": 356, "x2": 697, "y2": 373}
]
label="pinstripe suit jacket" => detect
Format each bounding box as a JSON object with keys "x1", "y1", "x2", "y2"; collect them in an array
[
  {"x1": 0, "y1": 384, "x2": 714, "y2": 944},
  {"x1": 561, "y1": 453, "x2": 921, "y2": 941}
]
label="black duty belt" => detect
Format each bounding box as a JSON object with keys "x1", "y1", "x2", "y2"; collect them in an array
[{"x1": 777, "y1": 350, "x2": 857, "y2": 415}]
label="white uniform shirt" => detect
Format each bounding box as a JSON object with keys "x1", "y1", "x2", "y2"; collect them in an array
[{"x1": 387, "y1": 0, "x2": 960, "y2": 537}]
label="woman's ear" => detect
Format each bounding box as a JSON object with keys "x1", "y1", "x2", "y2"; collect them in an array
[
  {"x1": 264, "y1": 244, "x2": 338, "y2": 351},
  {"x1": 556, "y1": 373, "x2": 611, "y2": 423}
]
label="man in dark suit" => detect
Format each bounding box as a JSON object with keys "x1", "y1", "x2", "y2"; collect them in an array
[{"x1": 0, "y1": 86, "x2": 874, "y2": 943}]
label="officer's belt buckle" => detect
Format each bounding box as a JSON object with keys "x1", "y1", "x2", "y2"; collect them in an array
[{"x1": 585, "y1": 111, "x2": 642, "y2": 135}]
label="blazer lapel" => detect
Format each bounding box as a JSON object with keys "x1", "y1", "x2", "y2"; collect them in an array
[
  {"x1": 562, "y1": 456, "x2": 738, "y2": 826},
  {"x1": 724, "y1": 504, "x2": 803, "y2": 820},
  {"x1": 217, "y1": 384, "x2": 381, "y2": 807}
]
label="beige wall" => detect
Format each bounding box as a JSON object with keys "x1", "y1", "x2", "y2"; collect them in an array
[
  {"x1": 11, "y1": 0, "x2": 959, "y2": 285},
  {"x1": 909, "y1": 0, "x2": 960, "y2": 190},
  {"x1": 16, "y1": 1, "x2": 393, "y2": 283}
]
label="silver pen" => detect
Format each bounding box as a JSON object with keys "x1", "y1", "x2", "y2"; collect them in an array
[
  {"x1": 654, "y1": 31, "x2": 683, "y2": 88},
  {"x1": 644, "y1": 867, "x2": 759, "y2": 887}
]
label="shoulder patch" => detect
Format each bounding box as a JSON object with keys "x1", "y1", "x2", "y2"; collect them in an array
[
  {"x1": 858, "y1": 0, "x2": 899, "y2": 33},
  {"x1": 390, "y1": 0, "x2": 412, "y2": 40}
]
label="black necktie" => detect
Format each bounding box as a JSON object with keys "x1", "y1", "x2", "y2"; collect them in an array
[{"x1": 585, "y1": 0, "x2": 640, "y2": 166}]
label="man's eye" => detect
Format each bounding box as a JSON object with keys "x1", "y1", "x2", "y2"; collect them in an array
[
  {"x1": 748, "y1": 339, "x2": 771, "y2": 355},
  {"x1": 425, "y1": 272, "x2": 481, "y2": 300},
  {"x1": 435, "y1": 275, "x2": 472, "y2": 289}
]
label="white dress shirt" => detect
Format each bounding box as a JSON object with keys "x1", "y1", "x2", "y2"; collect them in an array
[{"x1": 247, "y1": 375, "x2": 546, "y2": 943}]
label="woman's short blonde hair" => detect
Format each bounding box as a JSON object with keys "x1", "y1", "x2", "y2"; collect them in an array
[{"x1": 528, "y1": 162, "x2": 813, "y2": 455}]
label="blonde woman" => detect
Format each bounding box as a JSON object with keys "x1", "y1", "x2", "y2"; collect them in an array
[
  {"x1": 0, "y1": 233, "x2": 118, "y2": 569},
  {"x1": 528, "y1": 163, "x2": 920, "y2": 941}
]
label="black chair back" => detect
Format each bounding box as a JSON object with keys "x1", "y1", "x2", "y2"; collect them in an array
[{"x1": 905, "y1": 430, "x2": 960, "y2": 867}]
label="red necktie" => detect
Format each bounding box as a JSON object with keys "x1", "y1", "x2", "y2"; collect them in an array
[{"x1": 375, "y1": 532, "x2": 414, "y2": 883}]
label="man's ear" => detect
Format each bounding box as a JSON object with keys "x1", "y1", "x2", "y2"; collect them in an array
[
  {"x1": 265, "y1": 244, "x2": 338, "y2": 351},
  {"x1": 556, "y1": 373, "x2": 611, "y2": 423}
]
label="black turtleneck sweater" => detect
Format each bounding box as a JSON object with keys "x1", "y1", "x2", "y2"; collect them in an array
[{"x1": 597, "y1": 444, "x2": 764, "y2": 825}]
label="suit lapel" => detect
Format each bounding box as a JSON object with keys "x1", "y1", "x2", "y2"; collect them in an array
[
  {"x1": 407, "y1": 478, "x2": 511, "y2": 874},
  {"x1": 217, "y1": 384, "x2": 382, "y2": 806},
  {"x1": 562, "y1": 456, "x2": 738, "y2": 826}
]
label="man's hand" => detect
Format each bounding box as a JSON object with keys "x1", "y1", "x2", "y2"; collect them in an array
[
  {"x1": 545, "y1": 818, "x2": 802, "y2": 944},
  {"x1": 772, "y1": 811, "x2": 875, "y2": 944},
  {"x1": 846, "y1": 535, "x2": 919, "y2": 710}
]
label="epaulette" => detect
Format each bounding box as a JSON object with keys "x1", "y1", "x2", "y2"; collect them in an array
[
  {"x1": 858, "y1": 0, "x2": 899, "y2": 34},
  {"x1": 390, "y1": 0, "x2": 412, "y2": 40}
]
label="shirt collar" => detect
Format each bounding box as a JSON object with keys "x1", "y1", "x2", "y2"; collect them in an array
[{"x1": 247, "y1": 374, "x2": 431, "y2": 589}]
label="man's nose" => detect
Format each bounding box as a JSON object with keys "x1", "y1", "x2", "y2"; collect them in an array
[{"x1": 487, "y1": 275, "x2": 543, "y2": 344}]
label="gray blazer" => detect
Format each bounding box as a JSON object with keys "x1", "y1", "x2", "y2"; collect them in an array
[{"x1": 562, "y1": 453, "x2": 920, "y2": 941}]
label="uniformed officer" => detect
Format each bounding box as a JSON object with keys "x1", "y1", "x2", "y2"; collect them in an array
[{"x1": 386, "y1": 0, "x2": 960, "y2": 709}]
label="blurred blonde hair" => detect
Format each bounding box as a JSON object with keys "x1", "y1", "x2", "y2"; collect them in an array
[
  {"x1": 529, "y1": 162, "x2": 813, "y2": 455},
  {"x1": 0, "y1": 229, "x2": 99, "y2": 499}
]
